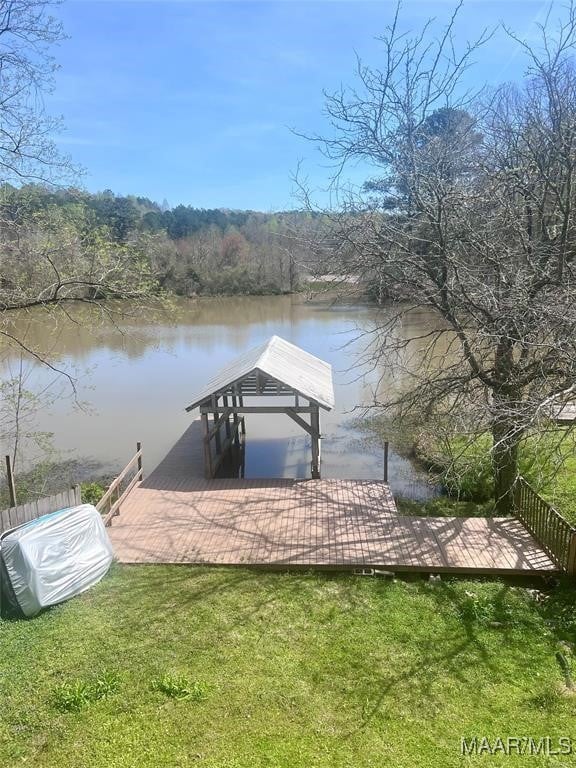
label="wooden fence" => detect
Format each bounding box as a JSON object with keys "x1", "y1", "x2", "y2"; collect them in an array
[
  {"x1": 514, "y1": 477, "x2": 576, "y2": 574},
  {"x1": 0, "y1": 486, "x2": 82, "y2": 536},
  {"x1": 96, "y1": 443, "x2": 143, "y2": 527}
]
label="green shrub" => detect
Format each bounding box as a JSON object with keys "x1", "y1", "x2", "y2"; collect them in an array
[
  {"x1": 150, "y1": 674, "x2": 208, "y2": 701},
  {"x1": 52, "y1": 671, "x2": 121, "y2": 712},
  {"x1": 53, "y1": 680, "x2": 93, "y2": 712},
  {"x1": 91, "y1": 671, "x2": 121, "y2": 700},
  {"x1": 81, "y1": 482, "x2": 106, "y2": 505}
]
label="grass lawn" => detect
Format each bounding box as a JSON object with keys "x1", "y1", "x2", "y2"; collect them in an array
[
  {"x1": 2, "y1": 565, "x2": 576, "y2": 767},
  {"x1": 396, "y1": 426, "x2": 576, "y2": 523},
  {"x1": 540, "y1": 448, "x2": 576, "y2": 525}
]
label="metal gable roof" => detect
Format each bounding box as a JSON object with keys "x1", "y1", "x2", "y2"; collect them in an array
[{"x1": 185, "y1": 335, "x2": 335, "y2": 411}]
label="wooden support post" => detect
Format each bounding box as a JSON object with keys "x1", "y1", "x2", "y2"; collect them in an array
[
  {"x1": 213, "y1": 415, "x2": 222, "y2": 454},
  {"x1": 286, "y1": 408, "x2": 315, "y2": 435},
  {"x1": 231, "y1": 395, "x2": 240, "y2": 448},
  {"x1": 136, "y1": 441, "x2": 143, "y2": 479},
  {"x1": 383, "y1": 441, "x2": 389, "y2": 484},
  {"x1": 311, "y1": 407, "x2": 321, "y2": 479},
  {"x1": 223, "y1": 396, "x2": 231, "y2": 439},
  {"x1": 239, "y1": 417, "x2": 246, "y2": 478},
  {"x1": 513, "y1": 480, "x2": 522, "y2": 517},
  {"x1": 201, "y1": 412, "x2": 213, "y2": 478},
  {"x1": 5, "y1": 454, "x2": 16, "y2": 508},
  {"x1": 212, "y1": 395, "x2": 221, "y2": 457}
]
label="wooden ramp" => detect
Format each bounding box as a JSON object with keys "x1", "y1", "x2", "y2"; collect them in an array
[{"x1": 107, "y1": 423, "x2": 558, "y2": 575}]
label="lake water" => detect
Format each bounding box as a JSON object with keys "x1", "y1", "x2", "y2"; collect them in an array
[{"x1": 1, "y1": 295, "x2": 438, "y2": 499}]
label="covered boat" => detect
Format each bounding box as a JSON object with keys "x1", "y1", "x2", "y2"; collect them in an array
[{"x1": 0, "y1": 504, "x2": 114, "y2": 617}]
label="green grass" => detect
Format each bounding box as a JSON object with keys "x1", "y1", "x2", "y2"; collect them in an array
[
  {"x1": 411, "y1": 427, "x2": 576, "y2": 522},
  {"x1": 2, "y1": 565, "x2": 576, "y2": 767},
  {"x1": 539, "y1": 446, "x2": 576, "y2": 524}
]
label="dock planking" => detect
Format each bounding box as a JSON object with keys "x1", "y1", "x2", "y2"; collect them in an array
[{"x1": 107, "y1": 421, "x2": 558, "y2": 575}]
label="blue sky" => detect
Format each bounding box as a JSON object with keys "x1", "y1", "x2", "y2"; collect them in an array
[{"x1": 49, "y1": 0, "x2": 552, "y2": 210}]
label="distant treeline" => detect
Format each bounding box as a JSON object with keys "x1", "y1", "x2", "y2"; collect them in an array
[{"x1": 1, "y1": 185, "x2": 323, "y2": 296}]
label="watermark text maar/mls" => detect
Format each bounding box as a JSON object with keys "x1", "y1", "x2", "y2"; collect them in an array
[{"x1": 460, "y1": 736, "x2": 573, "y2": 756}]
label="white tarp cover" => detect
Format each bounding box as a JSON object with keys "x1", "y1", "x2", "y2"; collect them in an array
[{"x1": 0, "y1": 504, "x2": 114, "y2": 617}]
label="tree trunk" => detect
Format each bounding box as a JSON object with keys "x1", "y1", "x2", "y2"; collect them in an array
[
  {"x1": 492, "y1": 337, "x2": 520, "y2": 516},
  {"x1": 491, "y1": 418, "x2": 519, "y2": 516}
]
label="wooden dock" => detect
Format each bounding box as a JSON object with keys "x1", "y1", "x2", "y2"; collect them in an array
[
  {"x1": 554, "y1": 402, "x2": 576, "y2": 423},
  {"x1": 107, "y1": 422, "x2": 558, "y2": 575}
]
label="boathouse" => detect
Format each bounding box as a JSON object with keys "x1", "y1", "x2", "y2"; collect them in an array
[{"x1": 185, "y1": 335, "x2": 334, "y2": 479}]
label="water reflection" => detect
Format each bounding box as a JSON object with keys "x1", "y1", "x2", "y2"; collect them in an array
[{"x1": 1, "y1": 295, "x2": 439, "y2": 498}]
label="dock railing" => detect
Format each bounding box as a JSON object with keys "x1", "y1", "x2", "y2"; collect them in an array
[
  {"x1": 203, "y1": 415, "x2": 246, "y2": 479},
  {"x1": 96, "y1": 442, "x2": 143, "y2": 527},
  {"x1": 514, "y1": 476, "x2": 576, "y2": 574}
]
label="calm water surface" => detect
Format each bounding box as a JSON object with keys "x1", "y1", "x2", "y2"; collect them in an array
[{"x1": 2, "y1": 295, "x2": 437, "y2": 498}]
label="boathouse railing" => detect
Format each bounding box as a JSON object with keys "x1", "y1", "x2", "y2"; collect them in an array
[
  {"x1": 514, "y1": 477, "x2": 576, "y2": 574},
  {"x1": 96, "y1": 442, "x2": 143, "y2": 527},
  {"x1": 202, "y1": 415, "x2": 246, "y2": 479}
]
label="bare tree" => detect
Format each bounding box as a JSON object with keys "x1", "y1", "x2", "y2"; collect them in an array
[
  {"x1": 301, "y1": 2, "x2": 576, "y2": 514},
  {"x1": 0, "y1": 0, "x2": 72, "y2": 183}
]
